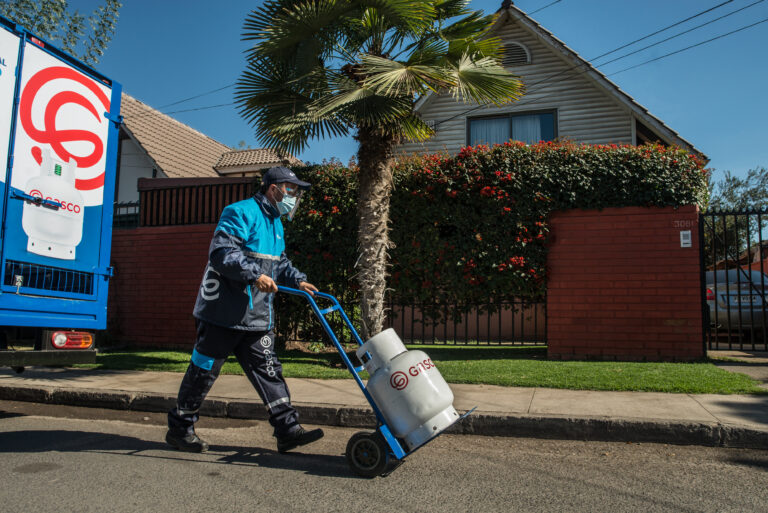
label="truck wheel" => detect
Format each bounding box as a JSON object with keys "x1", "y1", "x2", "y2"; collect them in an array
[
  {"x1": 345, "y1": 431, "x2": 389, "y2": 478},
  {"x1": 12, "y1": 366, "x2": 25, "y2": 374}
]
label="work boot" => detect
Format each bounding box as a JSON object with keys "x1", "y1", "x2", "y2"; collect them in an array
[
  {"x1": 165, "y1": 430, "x2": 209, "y2": 453},
  {"x1": 276, "y1": 426, "x2": 324, "y2": 453}
]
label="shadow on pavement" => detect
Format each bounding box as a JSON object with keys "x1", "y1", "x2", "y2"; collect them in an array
[
  {"x1": 0, "y1": 367, "x2": 143, "y2": 381},
  {"x1": 727, "y1": 456, "x2": 768, "y2": 471},
  {"x1": 0, "y1": 429, "x2": 357, "y2": 479},
  {"x1": 709, "y1": 396, "x2": 768, "y2": 425}
]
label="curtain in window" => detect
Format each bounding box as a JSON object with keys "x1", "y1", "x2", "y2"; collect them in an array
[
  {"x1": 511, "y1": 114, "x2": 541, "y2": 144},
  {"x1": 470, "y1": 117, "x2": 510, "y2": 145}
]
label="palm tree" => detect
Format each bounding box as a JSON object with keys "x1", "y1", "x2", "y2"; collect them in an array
[{"x1": 237, "y1": 0, "x2": 523, "y2": 339}]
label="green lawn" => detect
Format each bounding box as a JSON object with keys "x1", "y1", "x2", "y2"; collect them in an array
[{"x1": 75, "y1": 344, "x2": 766, "y2": 395}]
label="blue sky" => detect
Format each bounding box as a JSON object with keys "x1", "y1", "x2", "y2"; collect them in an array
[{"x1": 73, "y1": 0, "x2": 768, "y2": 181}]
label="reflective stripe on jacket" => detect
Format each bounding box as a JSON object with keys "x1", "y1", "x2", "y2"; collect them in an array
[{"x1": 192, "y1": 193, "x2": 306, "y2": 330}]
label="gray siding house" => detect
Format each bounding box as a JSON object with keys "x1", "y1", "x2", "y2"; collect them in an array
[{"x1": 397, "y1": 1, "x2": 704, "y2": 159}]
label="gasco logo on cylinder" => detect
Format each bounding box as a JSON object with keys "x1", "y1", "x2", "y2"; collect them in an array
[
  {"x1": 29, "y1": 189, "x2": 82, "y2": 213},
  {"x1": 389, "y1": 358, "x2": 436, "y2": 390}
]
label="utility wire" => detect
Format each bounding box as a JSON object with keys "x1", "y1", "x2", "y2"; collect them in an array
[
  {"x1": 156, "y1": 83, "x2": 235, "y2": 109},
  {"x1": 590, "y1": 0, "x2": 735, "y2": 62},
  {"x1": 529, "y1": 0, "x2": 562, "y2": 15},
  {"x1": 611, "y1": 15, "x2": 768, "y2": 75},
  {"x1": 516, "y1": 0, "x2": 742, "y2": 99},
  {"x1": 596, "y1": 0, "x2": 765, "y2": 68},
  {"x1": 121, "y1": 102, "x2": 237, "y2": 122}
]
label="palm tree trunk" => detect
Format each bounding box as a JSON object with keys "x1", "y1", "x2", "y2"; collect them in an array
[{"x1": 355, "y1": 127, "x2": 396, "y2": 340}]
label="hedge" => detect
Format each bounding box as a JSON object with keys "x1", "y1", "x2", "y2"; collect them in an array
[{"x1": 277, "y1": 142, "x2": 707, "y2": 332}]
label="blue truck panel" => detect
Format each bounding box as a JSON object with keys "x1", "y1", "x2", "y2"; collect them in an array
[{"x1": 0, "y1": 15, "x2": 121, "y2": 364}]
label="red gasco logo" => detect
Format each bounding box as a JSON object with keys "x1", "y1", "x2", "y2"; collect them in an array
[
  {"x1": 19, "y1": 66, "x2": 111, "y2": 191},
  {"x1": 389, "y1": 359, "x2": 436, "y2": 391},
  {"x1": 29, "y1": 189, "x2": 82, "y2": 213}
]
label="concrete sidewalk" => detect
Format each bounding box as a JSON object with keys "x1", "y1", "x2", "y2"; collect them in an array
[{"x1": 1, "y1": 363, "x2": 767, "y2": 449}]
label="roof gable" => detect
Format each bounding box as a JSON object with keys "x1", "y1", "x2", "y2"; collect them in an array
[{"x1": 414, "y1": 3, "x2": 704, "y2": 158}]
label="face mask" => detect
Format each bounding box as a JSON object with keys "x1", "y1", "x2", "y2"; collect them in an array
[{"x1": 277, "y1": 194, "x2": 297, "y2": 217}]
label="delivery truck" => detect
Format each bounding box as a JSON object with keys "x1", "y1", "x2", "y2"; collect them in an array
[{"x1": 0, "y1": 15, "x2": 121, "y2": 370}]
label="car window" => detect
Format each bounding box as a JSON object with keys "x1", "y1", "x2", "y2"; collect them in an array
[{"x1": 706, "y1": 270, "x2": 768, "y2": 284}]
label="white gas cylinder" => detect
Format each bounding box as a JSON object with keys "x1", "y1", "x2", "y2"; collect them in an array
[
  {"x1": 21, "y1": 149, "x2": 84, "y2": 260},
  {"x1": 358, "y1": 328, "x2": 459, "y2": 450}
]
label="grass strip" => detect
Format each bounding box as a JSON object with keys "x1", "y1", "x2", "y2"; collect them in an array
[{"x1": 74, "y1": 345, "x2": 766, "y2": 395}]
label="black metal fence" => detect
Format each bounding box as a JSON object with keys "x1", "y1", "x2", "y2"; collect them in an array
[
  {"x1": 113, "y1": 201, "x2": 140, "y2": 229},
  {"x1": 276, "y1": 293, "x2": 547, "y2": 346},
  {"x1": 700, "y1": 209, "x2": 768, "y2": 351}
]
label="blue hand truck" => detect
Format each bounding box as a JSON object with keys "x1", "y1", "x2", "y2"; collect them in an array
[{"x1": 279, "y1": 285, "x2": 474, "y2": 478}]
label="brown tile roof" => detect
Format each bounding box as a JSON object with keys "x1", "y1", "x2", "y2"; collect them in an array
[
  {"x1": 120, "y1": 94, "x2": 231, "y2": 178},
  {"x1": 215, "y1": 148, "x2": 302, "y2": 170}
]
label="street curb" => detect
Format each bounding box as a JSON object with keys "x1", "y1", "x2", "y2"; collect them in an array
[{"x1": 1, "y1": 384, "x2": 766, "y2": 449}]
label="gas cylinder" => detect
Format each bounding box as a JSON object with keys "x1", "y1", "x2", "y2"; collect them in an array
[
  {"x1": 357, "y1": 328, "x2": 459, "y2": 450},
  {"x1": 22, "y1": 149, "x2": 84, "y2": 260}
]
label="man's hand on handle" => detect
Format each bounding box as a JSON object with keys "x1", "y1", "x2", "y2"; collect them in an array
[
  {"x1": 298, "y1": 281, "x2": 318, "y2": 296},
  {"x1": 255, "y1": 274, "x2": 278, "y2": 293},
  {"x1": 254, "y1": 276, "x2": 317, "y2": 296}
]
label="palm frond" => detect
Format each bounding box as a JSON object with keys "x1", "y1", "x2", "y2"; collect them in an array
[
  {"x1": 434, "y1": 0, "x2": 472, "y2": 19},
  {"x1": 447, "y1": 36, "x2": 504, "y2": 61},
  {"x1": 450, "y1": 53, "x2": 523, "y2": 106},
  {"x1": 440, "y1": 11, "x2": 495, "y2": 42},
  {"x1": 360, "y1": 54, "x2": 453, "y2": 96}
]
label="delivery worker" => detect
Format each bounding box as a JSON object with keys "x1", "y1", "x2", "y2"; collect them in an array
[{"x1": 166, "y1": 166, "x2": 323, "y2": 453}]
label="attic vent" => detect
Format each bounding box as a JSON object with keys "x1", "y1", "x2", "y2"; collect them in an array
[{"x1": 502, "y1": 42, "x2": 531, "y2": 66}]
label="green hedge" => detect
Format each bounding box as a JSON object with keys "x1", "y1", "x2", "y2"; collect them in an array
[{"x1": 278, "y1": 142, "x2": 707, "y2": 331}]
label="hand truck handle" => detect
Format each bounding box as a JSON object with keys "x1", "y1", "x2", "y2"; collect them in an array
[{"x1": 277, "y1": 286, "x2": 365, "y2": 347}]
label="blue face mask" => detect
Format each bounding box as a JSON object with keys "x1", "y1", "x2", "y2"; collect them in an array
[{"x1": 277, "y1": 195, "x2": 297, "y2": 217}]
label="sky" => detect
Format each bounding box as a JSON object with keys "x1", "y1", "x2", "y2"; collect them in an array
[{"x1": 63, "y1": 0, "x2": 768, "y2": 182}]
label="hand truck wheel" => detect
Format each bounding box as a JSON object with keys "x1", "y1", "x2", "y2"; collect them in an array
[{"x1": 345, "y1": 431, "x2": 390, "y2": 478}]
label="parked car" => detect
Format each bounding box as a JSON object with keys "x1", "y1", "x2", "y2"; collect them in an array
[{"x1": 705, "y1": 270, "x2": 768, "y2": 337}]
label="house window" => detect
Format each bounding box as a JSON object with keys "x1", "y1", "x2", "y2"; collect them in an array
[
  {"x1": 502, "y1": 42, "x2": 531, "y2": 66},
  {"x1": 468, "y1": 111, "x2": 556, "y2": 146}
]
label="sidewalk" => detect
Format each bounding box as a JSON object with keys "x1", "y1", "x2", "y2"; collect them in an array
[{"x1": 1, "y1": 360, "x2": 767, "y2": 450}]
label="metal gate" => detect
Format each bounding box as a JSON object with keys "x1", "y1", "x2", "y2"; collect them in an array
[{"x1": 700, "y1": 209, "x2": 768, "y2": 350}]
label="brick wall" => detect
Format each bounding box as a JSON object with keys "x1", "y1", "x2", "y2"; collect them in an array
[
  {"x1": 108, "y1": 225, "x2": 213, "y2": 347},
  {"x1": 546, "y1": 205, "x2": 704, "y2": 361}
]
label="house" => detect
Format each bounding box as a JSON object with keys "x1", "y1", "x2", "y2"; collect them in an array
[
  {"x1": 116, "y1": 94, "x2": 300, "y2": 204},
  {"x1": 397, "y1": 1, "x2": 705, "y2": 159}
]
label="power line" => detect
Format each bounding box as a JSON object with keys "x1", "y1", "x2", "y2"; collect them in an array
[
  {"x1": 590, "y1": 0, "x2": 735, "y2": 63},
  {"x1": 156, "y1": 83, "x2": 235, "y2": 109},
  {"x1": 516, "y1": 0, "x2": 742, "y2": 97},
  {"x1": 163, "y1": 102, "x2": 236, "y2": 115},
  {"x1": 596, "y1": 0, "x2": 765, "y2": 68},
  {"x1": 610, "y1": 15, "x2": 768, "y2": 75},
  {"x1": 121, "y1": 102, "x2": 237, "y2": 123},
  {"x1": 529, "y1": 0, "x2": 562, "y2": 15}
]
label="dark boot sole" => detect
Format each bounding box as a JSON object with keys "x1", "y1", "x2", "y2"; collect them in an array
[
  {"x1": 165, "y1": 432, "x2": 208, "y2": 453},
  {"x1": 277, "y1": 429, "x2": 324, "y2": 453}
]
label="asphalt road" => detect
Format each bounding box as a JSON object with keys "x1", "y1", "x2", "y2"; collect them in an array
[{"x1": 1, "y1": 400, "x2": 767, "y2": 513}]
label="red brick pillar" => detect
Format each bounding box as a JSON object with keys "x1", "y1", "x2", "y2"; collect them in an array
[{"x1": 546, "y1": 205, "x2": 703, "y2": 361}]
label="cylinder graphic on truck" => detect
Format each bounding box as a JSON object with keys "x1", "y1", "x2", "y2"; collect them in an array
[
  {"x1": 10, "y1": 59, "x2": 111, "y2": 261},
  {"x1": 22, "y1": 149, "x2": 84, "y2": 259}
]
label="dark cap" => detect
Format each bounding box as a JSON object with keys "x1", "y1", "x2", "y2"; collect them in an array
[{"x1": 261, "y1": 166, "x2": 311, "y2": 190}]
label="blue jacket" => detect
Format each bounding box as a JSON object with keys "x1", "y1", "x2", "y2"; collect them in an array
[{"x1": 192, "y1": 193, "x2": 307, "y2": 331}]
